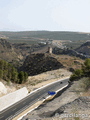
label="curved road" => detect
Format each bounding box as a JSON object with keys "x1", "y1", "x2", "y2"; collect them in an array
[{"x1": 0, "y1": 78, "x2": 69, "y2": 120}]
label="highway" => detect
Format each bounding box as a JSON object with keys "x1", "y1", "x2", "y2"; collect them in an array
[{"x1": 0, "y1": 78, "x2": 69, "y2": 120}]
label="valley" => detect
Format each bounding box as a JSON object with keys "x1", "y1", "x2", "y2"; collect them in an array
[{"x1": 0, "y1": 31, "x2": 90, "y2": 120}]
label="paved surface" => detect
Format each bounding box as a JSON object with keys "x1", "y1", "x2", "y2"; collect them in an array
[{"x1": 0, "y1": 78, "x2": 69, "y2": 120}]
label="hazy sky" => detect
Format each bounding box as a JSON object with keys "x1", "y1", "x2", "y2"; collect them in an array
[{"x1": 0, "y1": 0, "x2": 90, "y2": 32}]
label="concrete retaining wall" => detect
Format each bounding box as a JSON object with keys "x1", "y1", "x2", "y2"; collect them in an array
[
  {"x1": 0, "y1": 87, "x2": 28, "y2": 111},
  {"x1": 0, "y1": 82, "x2": 7, "y2": 95}
]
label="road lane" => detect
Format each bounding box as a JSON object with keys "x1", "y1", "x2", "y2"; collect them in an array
[{"x1": 0, "y1": 78, "x2": 69, "y2": 120}]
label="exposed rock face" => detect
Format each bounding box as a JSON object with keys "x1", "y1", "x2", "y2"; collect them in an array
[
  {"x1": 0, "y1": 39, "x2": 12, "y2": 50},
  {"x1": 76, "y1": 41, "x2": 90, "y2": 55},
  {"x1": 12, "y1": 43, "x2": 31, "y2": 57},
  {"x1": 0, "y1": 87, "x2": 28, "y2": 111},
  {"x1": 51, "y1": 96, "x2": 90, "y2": 117},
  {"x1": 81, "y1": 41, "x2": 90, "y2": 47},
  {"x1": 0, "y1": 39, "x2": 23, "y2": 66},
  {"x1": 21, "y1": 78, "x2": 90, "y2": 120},
  {"x1": 0, "y1": 82, "x2": 7, "y2": 96},
  {"x1": 20, "y1": 53, "x2": 64, "y2": 76}
]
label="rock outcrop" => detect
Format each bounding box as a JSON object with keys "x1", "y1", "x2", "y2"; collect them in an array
[
  {"x1": 76, "y1": 41, "x2": 90, "y2": 55},
  {"x1": 0, "y1": 39, "x2": 23, "y2": 66},
  {"x1": 0, "y1": 82, "x2": 7, "y2": 96},
  {"x1": 20, "y1": 53, "x2": 64, "y2": 76}
]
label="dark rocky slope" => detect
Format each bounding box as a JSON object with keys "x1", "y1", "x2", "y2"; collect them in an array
[
  {"x1": 20, "y1": 53, "x2": 64, "y2": 76},
  {"x1": 76, "y1": 41, "x2": 90, "y2": 55}
]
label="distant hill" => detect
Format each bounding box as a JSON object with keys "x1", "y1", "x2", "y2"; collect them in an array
[
  {"x1": 76, "y1": 41, "x2": 90, "y2": 55},
  {"x1": 0, "y1": 31, "x2": 90, "y2": 42}
]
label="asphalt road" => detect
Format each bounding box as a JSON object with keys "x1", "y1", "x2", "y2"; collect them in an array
[{"x1": 0, "y1": 78, "x2": 69, "y2": 120}]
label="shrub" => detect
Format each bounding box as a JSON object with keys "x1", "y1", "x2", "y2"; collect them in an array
[
  {"x1": 82, "y1": 58, "x2": 90, "y2": 77},
  {"x1": 0, "y1": 60, "x2": 28, "y2": 84},
  {"x1": 70, "y1": 69, "x2": 84, "y2": 81},
  {"x1": 70, "y1": 58, "x2": 90, "y2": 81}
]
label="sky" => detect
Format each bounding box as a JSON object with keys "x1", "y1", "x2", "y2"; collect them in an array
[{"x1": 0, "y1": 0, "x2": 90, "y2": 32}]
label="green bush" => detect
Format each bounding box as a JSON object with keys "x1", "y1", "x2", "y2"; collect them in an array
[
  {"x1": 18, "y1": 71, "x2": 28, "y2": 84},
  {"x1": 82, "y1": 58, "x2": 90, "y2": 77},
  {"x1": 70, "y1": 58, "x2": 90, "y2": 81},
  {"x1": 70, "y1": 69, "x2": 84, "y2": 81}
]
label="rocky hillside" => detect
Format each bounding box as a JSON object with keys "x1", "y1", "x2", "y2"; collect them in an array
[
  {"x1": 76, "y1": 41, "x2": 90, "y2": 55},
  {"x1": 0, "y1": 39, "x2": 23, "y2": 63},
  {"x1": 0, "y1": 38, "x2": 84, "y2": 73},
  {"x1": 12, "y1": 42, "x2": 49, "y2": 56},
  {"x1": 20, "y1": 53, "x2": 84, "y2": 76},
  {"x1": 20, "y1": 53, "x2": 64, "y2": 76},
  {"x1": 52, "y1": 54, "x2": 84, "y2": 72},
  {"x1": 0, "y1": 38, "x2": 12, "y2": 49},
  {"x1": 0, "y1": 38, "x2": 51, "y2": 63},
  {"x1": 51, "y1": 96, "x2": 90, "y2": 119}
]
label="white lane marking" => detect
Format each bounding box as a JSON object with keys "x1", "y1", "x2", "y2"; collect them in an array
[
  {"x1": 17, "y1": 84, "x2": 69, "y2": 120},
  {"x1": 6, "y1": 115, "x2": 13, "y2": 120},
  {"x1": 28, "y1": 77, "x2": 70, "y2": 96}
]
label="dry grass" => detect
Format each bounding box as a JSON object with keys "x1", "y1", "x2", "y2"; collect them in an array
[
  {"x1": 52, "y1": 54, "x2": 84, "y2": 70},
  {"x1": 69, "y1": 77, "x2": 90, "y2": 106},
  {"x1": 26, "y1": 68, "x2": 71, "y2": 91}
]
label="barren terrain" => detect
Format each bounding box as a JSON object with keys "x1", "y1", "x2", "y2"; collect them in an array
[{"x1": 21, "y1": 79, "x2": 90, "y2": 120}]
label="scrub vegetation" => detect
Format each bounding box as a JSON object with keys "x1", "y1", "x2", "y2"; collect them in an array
[
  {"x1": 0, "y1": 60, "x2": 28, "y2": 84},
  {"x1": 70, "y1": 58, "x2": 90, "y2": 91}
]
